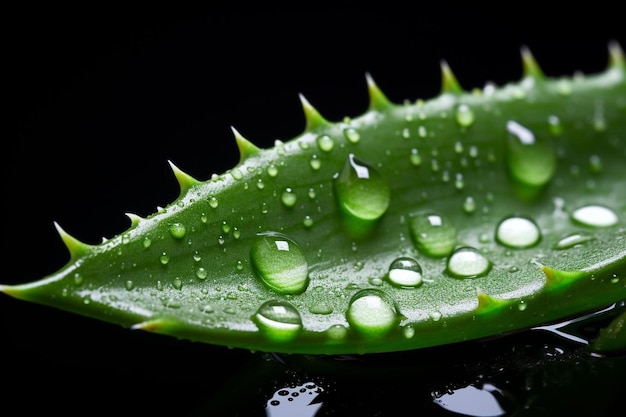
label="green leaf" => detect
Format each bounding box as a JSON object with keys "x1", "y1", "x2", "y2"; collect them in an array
[{"x1": 2, "y1": 43, "x2": 625, "y2": 354}]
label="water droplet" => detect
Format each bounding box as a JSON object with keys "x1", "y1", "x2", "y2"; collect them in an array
[
  {"x1": 446, "y1": 247, "x2": 491, "y2": 278},
  {"x1": 589, "y1": 154, "x2": 602, "y2": 174},
  {"x1": 256, "y1": 178, "x2": 265, "y2": 190},
  {"x1": 505, "y1": 120, "x2": 556, "y2": 188},
  {"x1": 418, "y1": 125, "x2": 427, "y2": 138},
  {"x1": 571, "y1": 205, "x2": 618, "y2": 227},
  {"x1": 159, "y1": 252, "x2": 170, "y2": 265},
  {"x1": 208, "y1": 196, "x2": 219, "y2": 208},
  {"x1": 73, "y1": 273, "x2": 83, "y2": 286},
  {"x1": 554, "y1": 232, "x2": 594, "y2": 249},
  {"x1": 169, "y1": 222, "x2": 186, "y2": 239},
  {"x1": 281, "y1": 188, "x2": 297, "y2": 208},
  {"x1": 346, "y1": 289, "x2": 401, "y2": 337},
  {"x1": 309, "y1": 154, "x2": 321, "y2": 170},
  {"x1": 409, "y1": 148, "x2": 422, "y2": 166},
  {"x1": 125, "y1": 280, "x2": 134, "y2": 291},
  {"x1": 142, "y1": 237, "x2": 152, "y2": 248},
  {"x1": 253, "y1": 300, "x2": 303, "y2": 342},
  {"x1": 193, "y1": 250, "x2": 202, "y2": 262},
  {"x1": 334, "y1": 154, "x2": 390, "y2": 221},
  {"x1": 387, "y1": 257, "x2": 423, "y2": 288},
  {"x1": 267, "y1": 164, "x2": 278, "y2": 177},
  {"x1": 231, "y1": 168, "x2": 243, "y2": 180},
  {"x1": 344, "y1": 127, "x2": 360, "y2": 143},
  {"x1": 455, "y1": 103, "x2": 475, "y2": 127},
  {"x1": 250, "y1": 232, "x2": 309, "y2": 295},
  {"x1": 548, "y1": 115, "x2": 563, "y2": 136},
  {"x1": 495, "y1": 215, "x2": 541, "y2": 249},
  {"x1": 172, "y1": 277, "x2": 183, "y2": 290},
  {"x1": 303, "y1": 215, "x2": 314, "y2": 228},
  {"x1": 408, "y1": 211, "x2": 457, "y2": 257},
  {"x1": 463, "y1": 196, "x2": 476, "y2": 214},
  {"x1": 326, "y1": 324, "x2": 348, "y2": 341},
  {"x1": 316, "y1": 134, "x2": 334, "y2": 152},
  {"x1": 196, "y1": 267, "x2": 208, "y2": 280}
]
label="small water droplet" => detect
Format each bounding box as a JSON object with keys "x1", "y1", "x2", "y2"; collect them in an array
[
  {"x1": 418, "y1": 125, "x2": 427, "y2": 138},
  {"x1": 310, "y1": 154, "x2": 321, "y2": 170},
  {"x1": 125, "y1": 280, "x2": 134, "y2": 291},
  {"x1": 463, "y1": 196, "x2": 476, "y2": 214},
  {"x1": 408, "y1": 211, "x2": 457, "y2": 257},
  {"x1": 571, "y1": 205, "x2": 618, "y2": 227},
  {"x1": 506, "y1": 120, "x2": 556, "y2": 188},
  {"x1": 160, "y1": 252, "x2": 170, "y2": 265},
  {"x1": 250, "y1": 232, "x2": 309, "y2": 295},
  {"x1": 208, "y1": 196, "x2": 219, "y2": 208},
  {"x1": 455, "y1": 103, "x2": 475, "y2": 127},
  {"x1": 326, "y1": 324, "x2": 348, "y2": 341},
  {"x1": 548, "y1": 115, "x2": 563, "y2": 136},
  {"x1": 346, "y1": 289, "x2": 401, "y2": 337},
  {"x1": 172, "y1": 277, "x2": 183, "y2": 289},
  {"x1": 73, "y1": 273, "x2": 83, "y2": 286},
  {"x1": 303, "y1": 215, "x2": 314, "y2": 228},
  {"x1": 554, "y1": 232, "x2": 594, "y2": 249},
  {"x1": 334, "y1": 154, "x2": 390, "y2": 221},
  {"x1": 344, "y1": 127, "x2": 360, "y2": 143},
  {"x1": 169, "y1": 222, "x2": 186, "y2": 239},
  {"x1": 409, "y1": 148, "x2": 422, "y2": 166},
  {"x1": 446, "y1": 246, "x2": 491, "y2": 278},
  {"x1": 142, "y1": 237, "x2": 152, "y2": 248},
  {"x1": 196, "y1": 267, "x2": 208, "y2": 280},
  {"x1": 231, "y1": 168, "x2": 243, "y2": 180},
  {"x1": 589, "y1": 154, "x2": 602, "y2": 174},
  {"x1": 281, "y1": 188, "x2": 297, "y2": 208},
  {"x1": 387, "y1": 257, "x2": 423, "y2": 288},
  {"x1": 253, "y1": 299, "x2": 303, "y2": 342},
  {"x1": 495, "y1": 215, "x2": 541, "y2": 249},
  {"x1": 267, "y1": 164, "x2": 278, "y2": 177},
  {"x1": 316, "y1": 134, "x2": 334, "y2": 152}
]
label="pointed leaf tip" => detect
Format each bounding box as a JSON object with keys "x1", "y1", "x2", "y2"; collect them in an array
[
  {"x1": 608, "y1": 40, "x2": 625, "y2": 69},
  {"x1": 440, "y1": 60, "x2": 463, "y2": 94},
  {"x1": 168, "y1": 160, "x2": 201, "y2": 194},
  {"x1": 54, "y1": 221, "x2": 92, "y2": 259},
  {"x1": 231, "y1": 126, "x2": 260, "y2": 163},
  {"x1": 520, "y1": 45, "x2": 545, "y2": 79},
  {"x1": 365, "y1": 72, "x2": 392, "y2": 111},
  {"x1": 125, "y1": 212, "x2": 143, "y2": 227},
  {"x1": 298, "y1": 93, "x2": 330, "y2": 131}
]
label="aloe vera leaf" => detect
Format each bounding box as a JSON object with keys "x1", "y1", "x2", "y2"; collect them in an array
[{"x1": 1, "y1": 43, "x2": 625, "y2": 355}]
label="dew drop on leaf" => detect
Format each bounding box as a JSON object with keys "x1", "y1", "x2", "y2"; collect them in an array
[
  {"x1": 346, "y1": 289, "x2": 401, "y2": 337},
  {"x1": 169, "y1": 222, "x2": 186, "y2": 239},
  {"x1": 408, "y1": 211, "x2": 457, "y2": 257},
  {"x1": 250, "y1": 232, "x2": 309, "y2": 295},
  {"x1": 253, "y1": 300, "x2": 303, "y2": 342},
  {"x1": 495, "y1": 215, "x2": 542, "y2": 249},
  {"x1": 334, "y1": 153, "x2": 391, "y2": 221},
  {"x1": 387, "y1": 257, "x2": 423, "y2": 288},
  {"x1": 316, "y1": 134, "x2": 334, "y2": 152},
  {"x1": 571, "y1": 205, "x2": 618, "y2": 227},
  {"x1": 446, "y1": 247, "x2": 492, "y2": 278},
  {"x1": 344, "y1": 127, "x2": 360, "y2": 143},
  {"x1": 553, "y1": 232, "x2": 595, "y2": 249},
  {"x1": 505, "y1": 120, "x2": 556, "y2": 188},
  {"x1": 455, "y1": 103, "x2": 475, "y2": 127}
]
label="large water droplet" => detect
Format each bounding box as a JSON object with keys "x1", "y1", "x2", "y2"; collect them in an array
[
  {"x1": 334, "y1": 153, "x2": 390, "y2": 221},
  {"x1": 346, "y1": 289, "x2": 400, "y2": 337},
  {"x1": 253, "y1": 300, "x2": 303, "y2": 342},
  {"x1": 281, "y1": 188, "x2": 297, "y2": 208},
  {"x1": 505, "y1": 120, "x2": 556, "y2": 188},
  {"x1": 571, "y1": 205, "x2": 618, "y2": 227},
  {"x1": 408, "y1": 211, "x2": 457, "y2": 257},
  {"x1": 169, "y1": 222, "x2": 186, "y2": 239},
  {"x1": 446, "y1": 247, "x2": 491, "y2": 278},
  {"x1": 387, "y1": 257, "x2": 423, "y2": 288},
  {"x1": 316, "y1": 134, "x2": 334, "y2": 152},
  {"x1": 495, "y1": 215, "x2": 541, "y2": 249},
  {"x1": 250, "y1": 232, "x2": 309, "y2": 295}
]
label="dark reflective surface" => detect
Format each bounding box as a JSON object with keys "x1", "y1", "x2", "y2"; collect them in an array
[{"x1": 4, "y1": 7, "x2": 625, "y2": 417}]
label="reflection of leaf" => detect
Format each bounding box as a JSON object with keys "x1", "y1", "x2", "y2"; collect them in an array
[{"x1": 2, "y1": 43, "x2": 625, "y2": 355}]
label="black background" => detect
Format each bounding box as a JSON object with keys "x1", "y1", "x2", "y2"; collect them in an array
[{"x1": 3, "y1": 6, "x2": 625, "y2": 416}]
